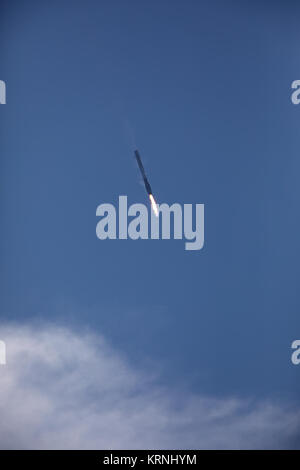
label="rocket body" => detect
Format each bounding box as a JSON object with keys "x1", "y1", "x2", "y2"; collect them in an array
[
  {"x1": 134, "y1": 149, "x2": 159, "y2": 217},
  {"x1": 134, "y1": 150, "x2": 153, "y2": 195}
]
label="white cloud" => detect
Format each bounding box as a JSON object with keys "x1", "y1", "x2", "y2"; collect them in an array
[{"x1": 0, "y1": 322, "x2": 299, "y2": 449}]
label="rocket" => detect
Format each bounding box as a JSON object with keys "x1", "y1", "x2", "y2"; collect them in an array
[
  {"x1": 134, "y1": 149, "x2": 159, "y2": 216},
  {"x1": 134, "y1": 150, "x2": 153, "y2": 195}
]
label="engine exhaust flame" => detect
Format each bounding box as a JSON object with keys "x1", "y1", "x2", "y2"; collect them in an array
[{"x1": 149, "y1": 194, "x2": 159, "y2": 217}]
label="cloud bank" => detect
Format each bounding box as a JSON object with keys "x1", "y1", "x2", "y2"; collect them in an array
[{"x1": 0, "y1": 322, "x2": 299, "y2": 449}]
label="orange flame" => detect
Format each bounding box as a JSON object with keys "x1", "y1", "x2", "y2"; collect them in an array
[{"x1": 149, "y1": 194, "x2": 159, "y2": 217}]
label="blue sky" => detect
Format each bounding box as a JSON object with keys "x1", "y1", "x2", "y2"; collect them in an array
[{"x1": 1, "y1": 0, "x2": 300, "y2": 448}]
